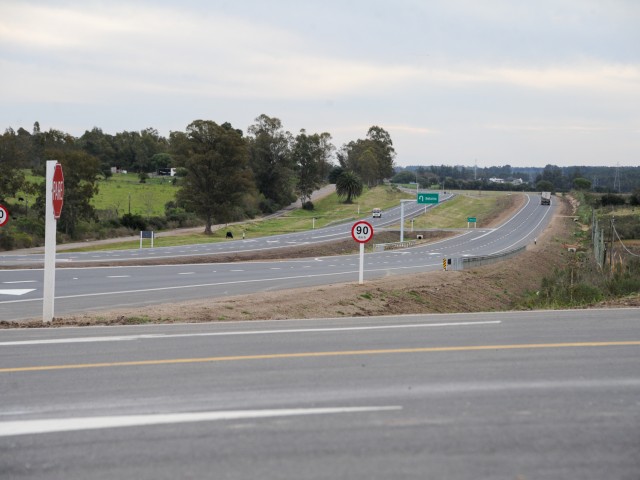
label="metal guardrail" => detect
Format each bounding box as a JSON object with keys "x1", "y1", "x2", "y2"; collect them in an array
[{"x1": 460, "y1": 245, "x2": 526, "y2": 269}]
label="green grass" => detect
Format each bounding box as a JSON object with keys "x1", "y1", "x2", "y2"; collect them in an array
[
  {"x1": 92, "y1": 173, "x2": 178, "y2": 217},
  {"x1": 65, "y1": 185, "x2": 415, "y2": 251},
  {"x1": 408, "y1": 191, "x2": 518, "y2": 229},
  {"x1": 7, "y1": 171, "x2": 178, "y2": 218}
]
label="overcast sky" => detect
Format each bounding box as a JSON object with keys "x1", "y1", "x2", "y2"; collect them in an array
[{"x1": 1, "y1": 0, "x2": 639, "y2": 168}]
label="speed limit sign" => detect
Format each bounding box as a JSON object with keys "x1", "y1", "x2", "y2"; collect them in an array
[
  {"x1": 352, "y1": 220, "x2": 374, "y2": 243},
  {"x1": 0, "y1": 204, "x2": 9, "y2": 227}
]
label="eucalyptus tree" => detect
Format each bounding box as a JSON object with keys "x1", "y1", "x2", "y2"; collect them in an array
[
  {"x1": 292, "y1": 130, "x2": 335, "y2": 206},
  {"x1": 171, "y1": 120, "x2": 255, "y2": 234},
  {"x1": 247, "y1": 114, "x2": 296, "y2": 212},
  {"x1": 338, "y1": 125, "x2": 395, "y2": 186}
]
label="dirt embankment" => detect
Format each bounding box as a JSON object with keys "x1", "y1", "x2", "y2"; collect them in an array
[{"x1": 4, "y1": 193, "x2": 596, "y2": 328}]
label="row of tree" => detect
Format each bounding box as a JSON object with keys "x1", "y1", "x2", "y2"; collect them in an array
[
  {"x1": 0, "y1": 116, "x2": 396, "y2": 238},
  {"x1": 396, "y1": 164, "x2": 640, "y2": 193}
]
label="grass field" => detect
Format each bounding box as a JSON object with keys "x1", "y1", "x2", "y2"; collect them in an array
[
  {"x1": 65, "y1": 187, "x2": 515, "y2": 252},
  {"x1": 407, "y1": 191, "x2": 516, "y2": 230},
  {"x1": 92, "y1": 173, "x2": 178, "y2": 217}
]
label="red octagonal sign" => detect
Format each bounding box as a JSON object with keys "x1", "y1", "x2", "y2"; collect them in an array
[{"x1": 52, "y1": 163, "x2": 64, "y2": 219}]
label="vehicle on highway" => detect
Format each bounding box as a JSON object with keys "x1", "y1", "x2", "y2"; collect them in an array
[
  {"x1": 372, "y1": 208, "x2": 382, "y2": 218},
  {"x1": 541, "y1": 191, "x2": 551, "y2": 205}
]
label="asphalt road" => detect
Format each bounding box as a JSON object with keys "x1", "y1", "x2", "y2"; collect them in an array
[
  {"x1": 1, "y1": 309, "x2": 639, "y2": 479},
  {"x1": 0, "y1": 194, "x2": 555, "y2": 320},
  {"x1": 0, "y1": 191, "x2": 454, "y2": 267}
]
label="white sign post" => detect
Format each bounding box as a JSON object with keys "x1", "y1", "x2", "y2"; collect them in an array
[
  {"x1": 351, "y1": 220, "x2": 374, "y2": 285},
  {"x1": 43, "y1": 160, "x2": 64, "y2": 323}
]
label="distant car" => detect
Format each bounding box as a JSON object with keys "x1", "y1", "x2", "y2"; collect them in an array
[{"x1": 372, "y1": 208, "x2": 382, "y2": 218}]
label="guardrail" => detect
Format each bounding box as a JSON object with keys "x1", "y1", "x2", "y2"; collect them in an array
[{"x1": 460, "y1": 245, "x2": 526, "y2": 269}]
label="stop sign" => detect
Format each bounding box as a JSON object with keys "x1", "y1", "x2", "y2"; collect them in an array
[{"x1": 52, "y1": 163, "x2": 64, "y2": 219}]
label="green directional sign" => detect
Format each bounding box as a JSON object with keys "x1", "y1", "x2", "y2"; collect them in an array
[
  {"x1": 417, "y1": 193, "x2": 439, "y2": 204},
  {"x1": 467, "y1": 217, "x2": 477, "y2": 223}
]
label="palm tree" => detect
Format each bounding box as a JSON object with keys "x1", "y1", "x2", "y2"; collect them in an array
[{"x1": 336, "y1": 171, "x2": 363, "y2": 204}]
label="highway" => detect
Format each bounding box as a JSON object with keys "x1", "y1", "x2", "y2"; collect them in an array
[
  {"x1": 1, "y1": 309, "x2": 639, "y2": 479},
  {"x1": 1, "y1": 194, "x2": 555, "y2": 320},
  {"x1": 0, "y1": 192, "x2": 454, "y2": 268}
]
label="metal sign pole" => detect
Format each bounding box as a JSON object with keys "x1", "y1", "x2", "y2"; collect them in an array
[
  {"x1": 359, "y1": 242, "x2": 365, "y2": 284},
  {"x1": 43, "y1": 161, "x2": 57, "y2": 323}
]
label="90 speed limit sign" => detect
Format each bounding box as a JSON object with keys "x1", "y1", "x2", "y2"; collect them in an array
[
  {"x1": 0, "y1": 204, "x2": 9, "y2": 227},
  {"x1": 351, "y1": 220, "x2": 374, "y2": 243}
]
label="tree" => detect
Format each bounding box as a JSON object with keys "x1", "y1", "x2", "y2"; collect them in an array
[
  {"x1": 45, "y1": 149, "x2": 101, "y2": 238},
  {"x1": 0, "y1": 128, "x2": 29, "y2": 203},
  {"x1": 247, "y1": 114, "x2": 296, "y2": 212},
  {"x1": 328, "y1": 166, "x2": 344, "y2": 184},
  {"x1": 366, "y1": 125, "x2": 396, "y2": 180},
  {"x1": 335, "y1": 171, "x2": 363, "y2": 204},
  {"x1": 78, "y1": 127, "x2": 116, "y2": 178},
  {"x1": 171, "y1": 120, "x2": 256, "y2": 234},
  {"x1": 337, "y1": 126, "x2": 396, "y2": 186},
  {"x1": 573, "y1": 177, "x2": 592, "y2": 191},
  {"x1": 536, "y1": 180, "x2": 554, "y2": 192},
  {"x1": 292, "y1": 130, "x2": 335, "y2": 206}
]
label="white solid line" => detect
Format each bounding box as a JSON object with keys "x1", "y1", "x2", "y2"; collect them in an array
[
  {"x1": 0, "y1": 406, "x2": 402, "y2": 437},
  {"x1": 107, "y1": 275, "x2": 130, "y2": 278},
  {"x1": 0, "y1": 321, "x2": 501, "y2": 346},
  {"x1": 2, "y1": 280, "x2": 37, "y2": 284}
]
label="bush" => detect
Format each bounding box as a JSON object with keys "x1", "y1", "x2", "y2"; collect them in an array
[
  {"x1": 147, "y1": 216, "x2": 168, "y2": 231},
  {"x1": 0, "y1": 232, "x2": 15, "y2": 250},
  {"x1": 302, "y1": 201, "x2": 314, "y2": 211},
  {"x1": 120, "y1": 213, "x2": 147, "y2": 231}
]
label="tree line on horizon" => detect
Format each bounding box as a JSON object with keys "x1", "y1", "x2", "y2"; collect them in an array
[
  {"x1": 0, "y1": 115, "x2": 396, "y2": 247},
  {"x1": 393, "y1": 163, "x2": 640, "y2": 194}
]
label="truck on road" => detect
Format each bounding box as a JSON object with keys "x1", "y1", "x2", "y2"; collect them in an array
[{"x1": 541, "y1": 192, "x2": 551, "y2": 205}]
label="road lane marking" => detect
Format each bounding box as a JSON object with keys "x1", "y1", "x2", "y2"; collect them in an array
[
  {"x1": 106, "y1": 275, "x2": 130, "y2": 278},
  {"x1": 0, "y1": 321, "x2": 501, "y2": 346},
  {"x1": 2, "y1": 341, "x2": 639, "y2": 373},
  {"x1": 0, "y1": 289, "x2": 36, "y2": 296},
  {"x1": 0, "y1": 406, "x2": 402, "y2": 437},
  {"x1": 2, "y1": 281, "x2": 37, "y2": 284}
]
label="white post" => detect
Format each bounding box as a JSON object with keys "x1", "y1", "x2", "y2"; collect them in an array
[
  {"x1": 42, "y1": 161, "x2": 57, "y2": 323},
  {"x1": 358, "y1": 242, "x2": 364, "y2": 285},
  {"x1": 400, "y1": 201, "x2": 405, "y2": 243},
  {"x1": 140, "y1": 231, "x2": 143, "y2": 249},
  {"x1": 313, "y1": 217, "x2": 315, "y2": 229}
]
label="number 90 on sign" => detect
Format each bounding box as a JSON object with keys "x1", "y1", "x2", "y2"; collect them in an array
[
  {"x1": 0, "y1": 205, "x2": 9, "y2": 227},
  {"x1": 351, "y1": 220, "x2": 374, "y2": 243}
]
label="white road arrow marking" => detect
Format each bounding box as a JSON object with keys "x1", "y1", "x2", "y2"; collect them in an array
[{"x1": 0, "y1": 289, "x2": 36, "y2": 296}]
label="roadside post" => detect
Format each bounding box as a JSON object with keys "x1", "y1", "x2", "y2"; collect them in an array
[
  {"x1": 352, "y1": 220, "x2": 374, "y2": 285},
  {"x1": 408, "y1": 193, "x2": 439, "y2": 242},
  {"x1": 399, "y1": 199, "x2": 417, "y2": 242},
  {"x1": 140, "y1": 230, "x2": 155, "y2": 248},
  {"x1": 43, "y1": 160, "x2": 64, "y2": 323}
]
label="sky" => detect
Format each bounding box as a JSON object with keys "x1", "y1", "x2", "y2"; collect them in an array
[{"x1": 1, "y1": 0, "x2": 639, "y2": 168}]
